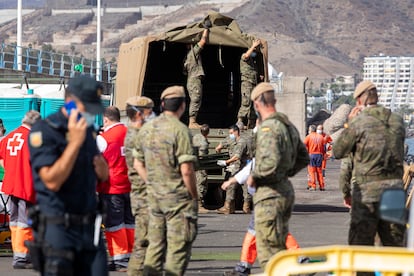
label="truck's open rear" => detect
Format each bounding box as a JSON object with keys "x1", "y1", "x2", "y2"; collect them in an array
[
  {"x1": 114, "y1": 12, "x2": 269, "y2": 208},
  {"x1": 115, "y1": 12, "x2": 268, "y2": 128}
]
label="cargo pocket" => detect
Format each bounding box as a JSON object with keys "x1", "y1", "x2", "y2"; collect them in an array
[{"x1": 183, "y1": 212, "x2": 198, "y2": 243}]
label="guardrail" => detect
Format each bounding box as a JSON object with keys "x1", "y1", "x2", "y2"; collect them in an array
[
  {"x1": 0, "y1": 43, "x2": 116, "y2": 82},
  {"x1": 254, "y1": 245, "x2": 414, "y2": 276}
]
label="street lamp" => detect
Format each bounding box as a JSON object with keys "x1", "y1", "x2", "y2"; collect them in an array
[
  {"x1": 96, "y1": 0, "x2": 101, "y2": 81},
  {"x1": 17, "y1": 0, "x2": 22, "y2": 71}
]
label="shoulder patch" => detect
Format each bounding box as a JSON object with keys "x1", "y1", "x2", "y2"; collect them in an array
[
  {"x1": 29, "y1": 132, "x2": 43, "y2": 148},
  {"x1": 261, "y1": 127, "x2": 271, "y2": 132}
]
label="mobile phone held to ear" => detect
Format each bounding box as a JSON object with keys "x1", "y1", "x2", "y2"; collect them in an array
[{"x1": 64, "y1": 101, "x2": 82, "y2": 121}]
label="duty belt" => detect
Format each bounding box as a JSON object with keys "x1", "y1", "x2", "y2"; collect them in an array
[{"x1": 41, "y1": 213, "x2": 96, "y2": 227}]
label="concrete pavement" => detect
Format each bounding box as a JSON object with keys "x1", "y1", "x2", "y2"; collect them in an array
[{"x1": 0, "y1": 159, "x2": 349, "y2": 275}]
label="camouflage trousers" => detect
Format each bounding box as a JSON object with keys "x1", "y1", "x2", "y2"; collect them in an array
[
  {"x1": 187, "y1": 76, "x2": 203, "y2": 118},
  {"x1": 338, "y1": 156, "x2": 352, "y2": 197},
  {"x1": 225, "y1": 172, "x2": 252, "y2": 203},
  {"x1": 128, "y1": 188, "x2": 149, "y2": 276},
  {"x1": 196, "y1": 170, "x2": 208, "y2": 199},
  {"x1": 237, "y1": 80, "x2": 256, "y2": 121},
  {"x1": 254, "y1": 192, "x2": 294, "y2": 269},
  {"x1": 348, "y1": 199, "x2": 406, "y2": 276},
  {"x1": 144, "y1": 195, "x2": 198, "y2": 276}
]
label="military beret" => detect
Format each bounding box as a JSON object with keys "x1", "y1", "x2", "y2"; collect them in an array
[
  {"x1": 125, "y1": 96, "x2": 154, "y2": 108},
  {"x1": 354, "y1": 80, "x2": 376, "y2": 99},
  {"x1": 160, "y1": 86, "x2": 186, "y2": 100},
  {"x1": 251, "y1": 82, "x2": 275, "y2": 101}
]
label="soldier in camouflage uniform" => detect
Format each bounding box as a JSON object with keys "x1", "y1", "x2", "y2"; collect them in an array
[
  {"x1": 184, "y1": 22, "x2": 210, "y2": 129},
  {"x1": 124, "y1": 96, "x2": 155, "y2": 276},
  {"x1": 133, "y1": 86, "x2": 198, "y2": 276},
  {"x1": 192, "y1": 124, "x2": 210, "y2": 213},
  {"x1": 216, "y1": 125, "x2": 252, "y2": 214},
  {"x1": 333, "y1": 80, "x2": 406, "y2": 276},
  {"x1": 237, "y1": 39, "x2": 261, "y2": 129},
  {"x1": 247, "y1": 82, "x2": 309, "y2": 269}
]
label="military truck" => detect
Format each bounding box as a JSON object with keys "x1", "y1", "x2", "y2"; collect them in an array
[{"x1": 114, "y1": 12, "x2": 269, "y2": 209}]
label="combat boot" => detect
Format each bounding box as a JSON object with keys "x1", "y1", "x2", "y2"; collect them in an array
[
  {"x1": 242, "y1": 202, "x2": 251, "y2": 214},
  {"x1": 188, "y1": 116, "x2": 201, "y2": 129},
  {"x1": 217, "y1": 200, "x2": 235, "y2": 214},
  {"x1": 198, "y1": 200, "x2": 209, "y2": 214}
]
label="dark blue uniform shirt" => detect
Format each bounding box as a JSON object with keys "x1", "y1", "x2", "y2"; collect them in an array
[
  {"x1": 29, "y1": 110, "x2": 100, "y2": 249},
  {"x1": 30, "y1": 110, "x2": 99, "y2": 216}
]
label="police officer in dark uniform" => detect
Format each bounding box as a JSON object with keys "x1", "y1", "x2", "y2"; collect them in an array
[{"x1": 28, "y1": 75, "x2": 109, "y2": 276}]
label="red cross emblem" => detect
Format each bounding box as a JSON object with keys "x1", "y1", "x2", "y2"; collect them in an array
[{"x1": 7, "y1": 133, "x2": 24, "y2": 156}]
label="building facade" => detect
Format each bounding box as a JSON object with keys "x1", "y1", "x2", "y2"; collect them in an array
[{"x1": 363, "y1": 56, "x2": 414, "y2": 111}]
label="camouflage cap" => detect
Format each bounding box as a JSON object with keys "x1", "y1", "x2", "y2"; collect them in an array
[
  {"x1": 160, "y1": 86, "x2": 185, "y2": 100},
  {"x1": 354, "y1": 80, "x2": 376, "y2": 99},
  {"x1": 251, "y1": 82, "x2": 274, "y2": 101},
  {"x1": 126, "y1": 96, "x2": 154, "y2": 108}
]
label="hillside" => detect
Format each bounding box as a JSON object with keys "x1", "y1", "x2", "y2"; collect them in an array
[
  {"x1": 230, "y1": 0, "x2": 414, "y2": 80},
  {"x1": 1, "y1": 0, "x2": 414, "y2": 83}
]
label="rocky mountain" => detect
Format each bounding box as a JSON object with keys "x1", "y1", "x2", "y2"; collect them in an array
[
  {"x1": 1, "y1": 0, "x2": 414, "y2": 83},
  {"x1": 230, "y1": 0, "x2": 414, "y2": 81}
]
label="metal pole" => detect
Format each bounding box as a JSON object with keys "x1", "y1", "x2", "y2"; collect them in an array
[
  {"x1": 96, "y1": 0, "x2": 101, "y2": 81},
  {"x1": 17, "y1": 0, "x2": 22, "y2": 71}
]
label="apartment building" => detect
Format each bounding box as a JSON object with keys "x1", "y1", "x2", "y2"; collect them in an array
[{"x1": 363, "y1": 56, "x2": 414, "y2": 111}]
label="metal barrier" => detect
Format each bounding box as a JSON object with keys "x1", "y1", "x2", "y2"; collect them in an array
[
  {"x1": 254, "y1": 245, "x2": 414, "y2": 276},
  {"x1": 0, "y1": 43, "x2": 116, "y2": 82}
]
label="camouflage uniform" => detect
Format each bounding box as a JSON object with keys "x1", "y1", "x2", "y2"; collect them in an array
[
  {"x1": 339, "y1": 154, "x2": 353, "y2": 199},
  {"x1": 223, "y1": 136, "x2": 251, "y2": 203},
  {"x1": 184, "y1": 44, "x2": 205, "y2": 118},
  {"x1": 238, "y1": 55, "x2": 258, "y2": 122},
  {"x1": 124, "y1": 127, "x2": 148, "y2": 276},
  {"x1": 192, "y1": 133, "x2": 209, "y2": 199},
  {"x1": 133, "y1": 113, "x2": 198, "y2": 276},
  {"x1": 333, "y1": 105, "x2": 406, "y2": 276},
  {"x1": 252, "y1": 112, "x2": 308, "y2": 269}
]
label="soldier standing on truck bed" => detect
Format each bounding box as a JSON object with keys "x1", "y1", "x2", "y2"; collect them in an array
[
  {"x1": 183, "y1": 19, "x2": 211, "y2": 129},
  {"x1": 237, "y1": 39, "x2": 262, "y2": 129}
]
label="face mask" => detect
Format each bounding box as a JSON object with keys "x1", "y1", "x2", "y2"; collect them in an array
[
  {"x1": 251, "y1": 51, "x2": 257, "y2": 58},
  {"x1": 316, "y1": 130, "x2": 322, "y2": 134},
  {"x1": 145, "y1": 111, "x2": 156, "y2": 123},
  {"x1": 81, "y1": 112, "x2": 96, "y2": 127},
  {"x1": 229, "y1": 134, "x2": 236, "y2": 140}
]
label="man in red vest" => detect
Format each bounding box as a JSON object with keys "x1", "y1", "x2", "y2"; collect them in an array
[
  {"x1": 0, "y1": 110, "x2": 41, "y2": 269},
  {"x1": 96, "y1": 106, "x2": 134, "y2": 272}
]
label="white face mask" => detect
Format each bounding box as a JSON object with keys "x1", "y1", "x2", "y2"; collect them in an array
[
  {"x1": 81, "y1": 112, "x2": 96, "y2": 127},
  {"x1": 316, "y1": 129, "x2": 322, "y2": 134},
  {"x1": 229, "y1": 133, "x2": 236, "y2": 140}
]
